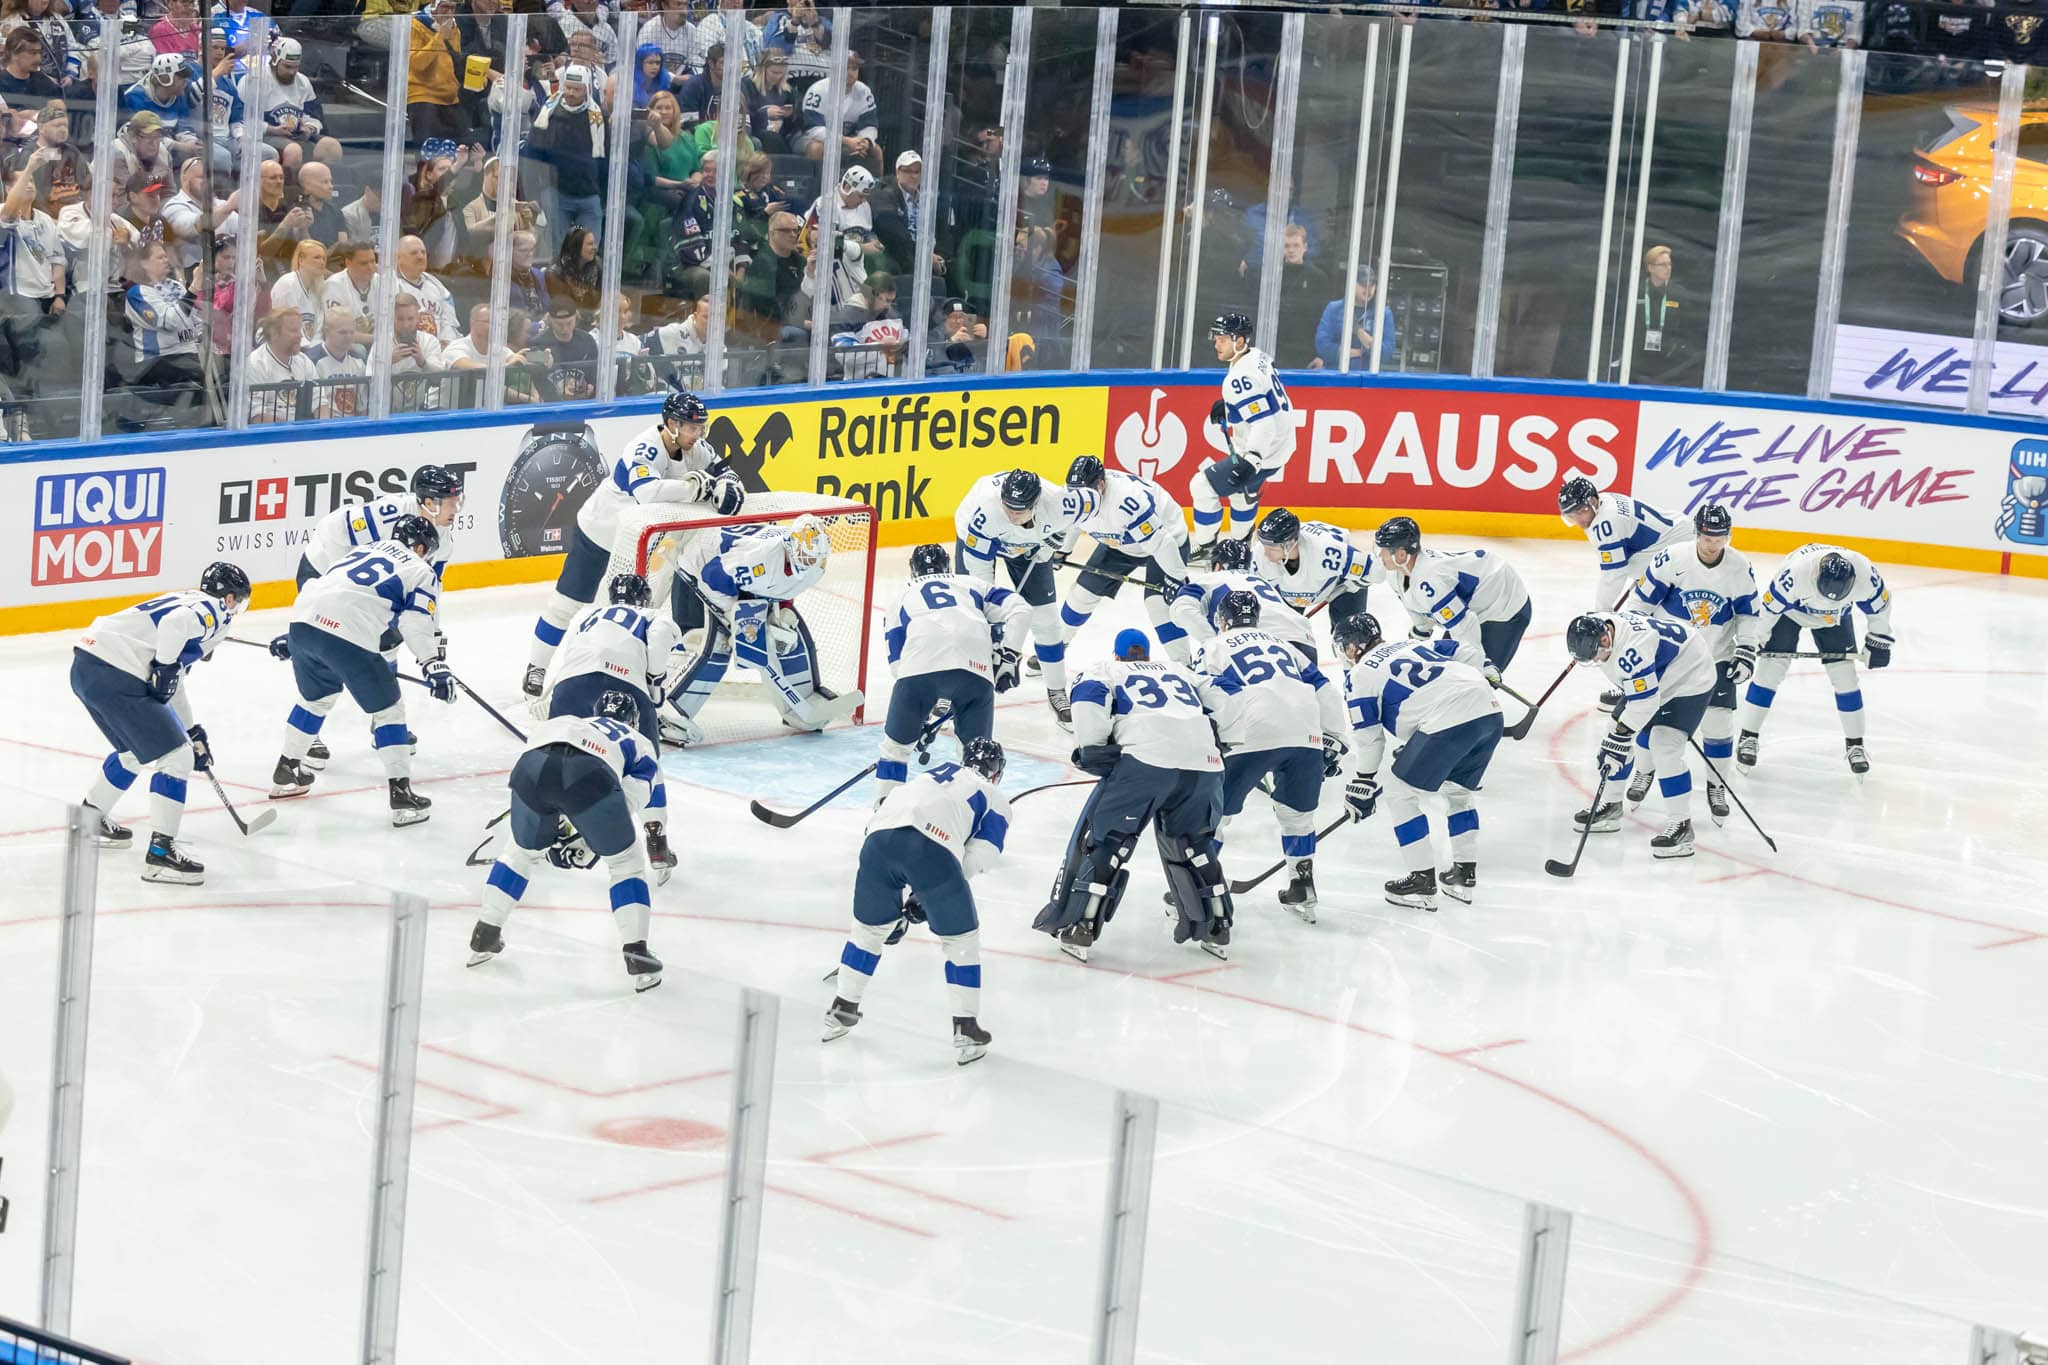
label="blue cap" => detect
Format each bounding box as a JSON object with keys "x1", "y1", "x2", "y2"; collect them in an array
[{"x1": 1113, "y1": 629, "x2": 1151, "y2": 661}]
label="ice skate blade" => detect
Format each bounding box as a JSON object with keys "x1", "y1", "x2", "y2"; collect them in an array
[
  {"x1": 1281, "y1": 900, "x2": 1317, "y2": 924},
  {"x1": 955, "y1": 1042, "x2": 988, "y2": 1066},
  {"x1": 822, "y1": 1020, "x2": 852, "y2": 1042},
  {"x1": 391, "y1": 809, "x2": 431, "y2": 828},
  {"x1": 1439, "y1": 886, "x2": 1472, "y2": 905},
  {"x1": 269, "y1": 784, "x2": 312, "y2": 799},
  {"x1": 466, "y1": 950, "x2": 499, "y2": 967},
  {"x1": 632, "y1": 971, "x2": 663, "y2": 993},
  {"x1": 1651, "y1": 843, "x2": 1695, "y2": 860},
  {"x1": 1198, "y1": 940, "x2": 1229, "y2": 961},
  {"x1": 1059, "y1": 940, "x2": 1090, "y2": 964},
  {"x1": 141, "y1": 865, "x2": 203, "y2": 886},
  {"x1": 1386, "y1": 894, "x2": 1437, "y2": 913}
]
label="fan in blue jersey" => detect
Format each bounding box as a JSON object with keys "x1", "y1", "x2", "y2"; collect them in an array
[
  {"x1": 1336, "y1": 613, "x2": 1504, "y2": 911},
  {"x1": 1372, "y1": 516, "x2": 1533, "y2": 685},
  {"x1": 1253, "y1": 508, "x2": 1379, "y2": 637},
  {"x1": 824, "y1": 737, "x2": 1009, "y2": 1065},
  {"x1": 1189, "y1": 591, "x2": 1347, "y2": 922},
  {"x1": 1167, "y1": 534, "x2": 1316, "y2": 662},
  {"x1": 70, "y1": 561, "x2": 249, "y2": 885},
  {"x1": 876, "y1": 544, "x2": 1030, "y2": 803},
  {"x1": 467, "y1": 694, "x2": 664, "y2": 993},
  {"x1": 1058, "y1": 455, "x2": 1193, "y2": 668},
  {"x1": 1566, "y1": 610, "x2": 1718, "y2": 859},
  {"x1": 1188, "y1": 313, "x2": 1296, "y2": 562},
  {"x1": 1737, "y1": 542, "x2": 1896, "y2": 777},
  {"x1": 1035, "y1": 630, "x2": 1230, "y2": 962},
  {"x1": 266, "y1": 516, "x2": 452, "y2": 826},
  {"x1": 952, "y1": 467, "x2": 1099, "y2": 723}
]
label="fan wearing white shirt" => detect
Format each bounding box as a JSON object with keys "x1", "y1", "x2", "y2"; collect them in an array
[
  {"x1": 442, "y1": 301, "x2": 531, "y2": 372},
  {"x1": 304, "y1": 307, "x2": 368, "y2": 418},
  {"x1": 267, "y1": 237, "x2": 329, "y2": 345},
  {"x1": 321, "y1": 241, "x2": 383, "y2": 325},
  {"x1": 247, "y1": 307, "x2": 319, "y2": 423},
  {"x1": 387, "y1": 294, "x2": 449, "y2": 412},
  {"x1": 392, "y1": 234, "x2": 460, "y2": 341}
]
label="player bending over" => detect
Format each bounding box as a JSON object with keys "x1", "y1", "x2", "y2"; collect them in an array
[
  {"x1": 824, "y1": 737, "x2": 1009, "y2": 1065},
  {"x1": 665, "y1": 513, "x2": 860, "y2": 742},
  {"x1": 295, "y1": 463, "x2": 463, "y2": 768},
  {"x1": 1253, "y1": 508, "x2": 1379, "y2": 635},
  {"x1": 467, "y1": 692, "x2": 664, "y2": 992},
  {"x1": 542, "y1": 571, "x2": 680, "y2": 879},
  {"x1": 267, "y1": 515, "x2": 453, "y2": 826},
  {"x1": 1035, "y1": 630, "x2": 1230, "y2": 962},
  {"x1": 1058, "y1": 455, "x2": 1192, "y2": 669},
  {"x1": 71, "y1": 561, "x2": 249, "y2": 885},
  {"x1": 954, "y1": 468, "x2": 1098, "y2": 724},
  {"x1": 1737, "y1": 542, "x2": 1895, "y2": 776},
  {"x1": 1167, "y1": 536, "x2": 1315, "y2": 662},
  {"x1": 523, "y1": 390, "x2": 744, "y2": 697},
  {"x1": 877, "y1": 544, "x2": 1030, "y2": 803},
  {"x1": 1372, "y1": 516, "x2": 1532, "y2": 684},
  {"x1": 1336, "y1": 613, "x2": 1504, "y2": 911},
  {"x1": 1190, "y1": 591, "x2": 1347, "y2": 922},
  {"x1": 1566, "y1": 610, "x2": 1716, "y2": 859},
  {"x1": 1630, "y1": 503, "x2": 1764, "y2": 820},
  {"x1": 1189, "y1": 312, "x2": 1295, "y2": 563},
  {"x1": 1557, "y1": 476, "x2": 1689, "y2": 609}
]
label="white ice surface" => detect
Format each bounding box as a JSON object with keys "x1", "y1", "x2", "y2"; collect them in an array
[{"x1": 1, "y1": 535, "x2": 2045, "y2": 1363}]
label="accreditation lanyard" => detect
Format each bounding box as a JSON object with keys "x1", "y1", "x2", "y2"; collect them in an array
[{"x1": 1642, "y1": 288, "x2": 1671, "y2": 352}]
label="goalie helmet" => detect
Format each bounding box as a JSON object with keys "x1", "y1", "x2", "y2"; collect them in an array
[
  {"x1": 608, "y1": 572, "x2": 651, "y2": 607},
  {"x1": 908, "y1": 544, "x2": 951, "y2": 578},
  {"x1": 1565, "y1": 613, "x2": 1610, "y2": 663},
  {"x1": 1558, "y1": 475, "x2": 1599, "y2": 516},
  {"x1": 961, "y1": 736, "x2": 1005, "y2": 784},
  {"x1": 1255, "y1": 507, "x2": 1301, "y2": 548},
  {"x1": 410, "y1": 463, "x2": 463, "y2": 504},
  {"x1": 663, "y1": 389, "x2": 709, "y2": 428},
  {"x1": 999, "y1": 468, "x2": 1041, "y2": 511},
  {"x1": 1330, "y1": 612, "x2": 1383, "y2": 659},
  {"x1": 1815, "y1": 550, "x2": 1857, "y2": 602},
  {"x1": 200, "y1": 560, "x2": 251, "y2": 611},
  {"x1": 787, "y1": 514, "x2": 829, "y2": 570},
  {"x1": 594, "y1": 690, "x2": 638, "y2": 725},
  {"x1": 388, "y1": 514, "x2": 439, "y2": 559},
  {"x1": 1374, "y1": 516, "x2": 1422, "y2": 556},
  {"x1": 1693, "y1": 502, "x2": 1734, "y2": 537},
  {"x1": 1216, "y1": 589, "x2": 1262, "y2": 630},
  {"x1": 1210, "y1": 536, "x2": 1252, "y2": 572}
]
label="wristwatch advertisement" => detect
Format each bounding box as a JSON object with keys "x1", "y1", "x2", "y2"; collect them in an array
[{"x1": 497, "y1": 421, "x2": 606, "y2": 558}]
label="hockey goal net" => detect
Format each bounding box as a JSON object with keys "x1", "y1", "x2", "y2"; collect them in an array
[{"x1": 606, "y1": 492, "x2": 878, "y2": 741}]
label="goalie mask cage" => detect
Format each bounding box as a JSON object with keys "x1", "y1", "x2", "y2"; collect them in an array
[{"x1": 606, "y1": 493, "x2": 878, "y2": 741}]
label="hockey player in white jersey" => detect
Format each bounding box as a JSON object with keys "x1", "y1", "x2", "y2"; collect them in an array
[
  {"x1": 542, "y1": 571, "x2": 680, "y2": 880},
  {"x1": 1189, "y1": 312, "x2": 1296, "y2": 562},
  {"x1": 953, "y1": 468, "x2": 1099, "y2": 723},
  {"x1": 1035, "y1": 631, "x2": 1229, "y2": 961},
  {"x1": 1335, "y1": 613, "x2": 1504, "y2": 911},
  {"x1": 1253, "y1": 508, "x2": 1379, "y2": 629},
  {"x1": 824, "y1": 737, "x2": 1009, "y2": 1065},
  {"x1": 1630, "y1": 503, "x2": 1765, "y2": 820},
  {"x1": 664, "y1": 513, "x2": 861, "y2": 741},
  {"x1": 466, "y1": 693, "x2": 664, "y2": 992},
  {"x1": 876, "y1": 544, "x2": 1031, "y2": 803},
  {"x1": 1057, "y1": 455, "x2": 1194, "y2": 669},
  {"x1": 1566, "y1": 609, "x2": 1718, "y2": 858},
  {"x1": 1371, "y1": 516, "x2": 1533, "y2": 683},
  {"x1": 294, "y1": 463, "x2": 463, "y2": 769},
  {"x1": 1190, "y1": 591, "x2": 1348, "y2": 922},
  {"x1": 1169, "y1": 535, "x2": 1315, "y2": 661},
  {"x1": 1738, "y1": 541, "x2": 1896, "y2": 776},
  {"x1": 70, "y1": 561, "x2": 250, "y2": 884},
  {"x1": 1557, "y1": 476, "x2": 1690, "y2": 608},
  {"x1": 265, "y1": 515, "x2": 454, "y2": 826},
  {"x1": 523, "y1": 390, "x2": 745, "y2": 696}
]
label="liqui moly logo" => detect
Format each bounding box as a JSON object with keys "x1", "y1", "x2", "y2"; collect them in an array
[{"x1": 33, "y1": 467, "x2": 166, "y2": 586}]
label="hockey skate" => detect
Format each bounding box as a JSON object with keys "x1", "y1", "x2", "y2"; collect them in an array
[
  {"x1": 304, "y1": 738, "x2": 330, "y2": 769},
  {"x1": 92, "y1": 813, "x2": 132, "y2": 849},
  {"x1": 821, "y1": 996, "x2": 862, "y2": 1041},
  {"x1": 1438, "y1": 861, "x2": 1477, "y2": 904},
  {"x1": 1625, "y1": 764, "x2": 1654, "y2": 806},
  {"x1": 1277, "y1": 858, "x2": 1317, "y2": 923},
  {"x1": 1573, "y1": 800, "x2": 1622, "y2": 833},
  {"x1": 1059, "y1": 919, "x2": 1095, "y2": 963},
  {"x1": 1024, "y1": 654, "x2": 1041, "y2": 676},
  {"x1": 521, "y1": 665, "x2": 546, "y2": 699},
  {"x1": 1650, "y1": 819, "x2": 1694, "y2": 858},
  {"x1": 660, "y1": 704, "x2": 704, "y2": 747},
  {"x1": 388, "y1": 777, "x2": 432, "y2": 827},
  {"x1": 1046, "y1": 688, "x2": 1073, "y2": 730},
  {"x1": 1706, "y1": 781, "x2": 1730, "y2": 825},
  {"x1": 952, "y1": 1016, "x2": 992, "y2": 1066},
  {"x1": 623, "y1": 940, "x2": 663, "y2": 992},
  {"x1": 1598, "y1": 688, "x2": 1623, "y2": 708},
  {"x1": 1845, "y1": 740, "x2": 1870, "y2": 776},
  {"x1": 645, "y1": 824, "x2": 676, "y2": 885},
  {"x1": 269, "y1": 756, "x2": 315, "y2": 798},
  {"x1": 1197, "y1": 923, "x2": 1231, "y2": 961},
  {"x1": 1737, "y1": 730, "x2": 1760, "y2": 768},
  {"x1": 1384, "y1": 868, "x2": 1437, "y2": 912},
  {"x1": 1185, "y1": 540, "x2": 1214, "y2": 568},
  {"x1": 466, "y1": 921, "x2": 504, "y2": 966},
  {"x1": 142, "y1": 834, "x2": 203, "y2": 885}
]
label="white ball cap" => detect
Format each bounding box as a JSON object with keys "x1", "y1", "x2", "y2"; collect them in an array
[{"x1": 562, "y1": 62, "x2": 591, "y2": 86}]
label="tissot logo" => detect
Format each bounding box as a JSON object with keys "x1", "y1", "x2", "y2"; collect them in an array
[{"x1": 219, "y1": 461, "x2": 478, "y2": 524}]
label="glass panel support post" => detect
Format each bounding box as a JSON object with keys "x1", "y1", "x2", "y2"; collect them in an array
[
  {"x1": 807, "y1": 11, "x2": 854, "y2": 388},
  {"x1": 1148, "y1": 13, "x2": 1192, "y2": 371},
  {"x1": 1252, "y1": 13, "x2": 1305, "y2": 358},
  {"x1": 358, "y1": 893, "x2": 431, "y2": 1365},
  {"x1": 1177, "y1": 15, "x2": 1221, "y2": 370},
  {"x1": 1070, "y1": 7, "x2": 1120, "y2": 372},
  {"x1": 709, "y1": 988, "x2": 780, "y2": 1364},
  {"x1": 369, "y1": 16, "x2": 416, "y2": 420},
  {"x1": 1506, "y1": 1201, "x2": 1573, "y2": 1365},
  {"x1": 1087, "y1": 1091, "x2": 1159, "y2": 1365},
  {"x1": 905, "y1": 8, "x2": 952, "y2": 383},
  {"x1": 1586, "y1": 36, "x2": 1631, "y2": 384},
  {"x1": 38, "y1": 806, "x2": 100, "y2": 1337},
  {"x1": 595, "y1": 14, "x2": 642, "y2": 400},
  {"x1": 75, "y1": 38, "x2": 124, "y2": 442},
  {"x1": 984, "y1": 6, "x2": 1035, "y2": 376},
  {"x1": 704, "y1": 28, "x2": 747, "y2": 394},
  {"x1": 1615, "y1": 35, "x2": 1666, "y2": 389},
  {"x1": 227, "y1": 13, "x2": 273, "y2": 428},
  {"x1": 1703, "y1": 40, "x2": 1757, "y2": 394},
  {"x1": 484, "y1": 12, "x2": 531, "y2": 411},
  {"x1": 1369, "y1": 23, "x2": 1413, "y2": 377},
  {"x1": 1336, "y1": 23, "x2": 1382, "y2": 376},
  {"x1": 1805, "y1": 47, "x2": 1866, "y2": 401},
  {"x1": 1470, "y1": 23, "x2": 1528, "y2": 378},
  {"x1": 1968, "y1": 60, "x2": 2028, "y2": 415}
]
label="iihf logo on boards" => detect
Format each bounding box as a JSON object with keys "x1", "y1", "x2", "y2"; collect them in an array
[
  {"x1": 1111, "y1": 387, "x2": 1188, "y2": 481},
  {"x1": 1996, "y1": 438, "x2": 2048, "y2": 547},
  {"x1": 33, "y1": 467, "x2": 166, "y2": 586}
]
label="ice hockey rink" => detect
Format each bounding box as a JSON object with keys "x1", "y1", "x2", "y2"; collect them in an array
[{"x1": 2, "y1": 533, "x2": 2044, "y2": 1364}]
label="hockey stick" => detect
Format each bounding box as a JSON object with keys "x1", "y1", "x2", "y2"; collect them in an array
[
  {"x1": 1544, "y1": 773, "x2": 1609, "y2": 879},
  {"x1": 1012, "y1": 778, "x2": 1095, "y2": 801},
  {"x1": 749, "y1": 714, "x2": 947, "y2": 828},
  {"x1": 204, "y1": 766, "x2": 277, "y2": 835},
  {"x1": 1689, "y1": 738, "x2": 1777, "y2": 853},
  {"x1": 1506, "y1": 585, "x2": 1638, "y2": 742},
  {"x1": 446, "y1": 670, "x2": 528, "y2": 742},
  {"x1": 463, "y1": 808, "x2": 512, "y2": 866},
  {"x1": 1228, "y1": 814, "x2": 1351, "y2": 895},
  {"x1": 1047, "y1": 556, "x2": 1177, "y2": 595},
  {"x1": 1759, "y1": 650, "x2": 1868, "y2": 662}
]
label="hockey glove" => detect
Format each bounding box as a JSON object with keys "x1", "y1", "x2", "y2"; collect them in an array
[
  {"x1": 993, "y1": 646, "x2": 1022, "y2": 694},
  {"x1": 268, "y1": 633, "x2": 292, "y2": 661},
  {"x1": 1154, "y1": 574, "x2": 1186, "y2": 601},
  {"x1": 1730, "y1": 643, "x2": 1757, "y2": 687},
  {"x1": 1344, "y1": 772, "x2": 1381, "y2": 822},
  {"x1": 1224, "y1": 451, "x2": 1257, "y2": 486},
  {"x1": 1864, "y1": 632, "x2": 1893, "y2": 670},
  {"x1": 1071, "y1": 744, "x2": 1123, "y2": 778},
  {"x1": 1481, "y1": 661, "x2": 1502, "y2": 687},
  {"x1": 1410, "y1": 622, "x2": 1435, "y2": 640},
  {"x1": 423, "y1": 659, "x2": 457, "y2": 704},
  {"x1": 1597, "y1": 724, "x2": 1635, "y2": 781},
  {"x1": 1321, "y1": 735, "x2": 1346, "y2": 779},
  {"x1": 186, "y1": 724, "x2": 213, "y2": 773},
  {"x1": 765, "y1": 603, "x2": 801, "y2": 654},
  {"x1": 710, "y1": 475, "x2": 745, "y2": 517},
  {"x1": 146, "y1": 660, "x2": 180, "y2": 703},
  {"x1": 1208, "y1": 398, "x2": 1229, "y2": 428}
]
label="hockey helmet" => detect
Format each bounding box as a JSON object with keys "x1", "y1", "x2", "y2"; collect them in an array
[
  {"x1": 149, "y1": 52, "x2": 187, "y2": 85},
  {"x1": 662, "y1": 388, "x2": 709, "y2": 429},
  {"x1": 1330, "y1": 612, "x2": 1383, "y2": 658},
  {"x1": 709, "y1": 474, "x2": 745, "y2": 517},
  {"x1": 999, "y1": 468, "x2": 1042, "y2": 511},
  {"x1": 787, "y1": 514, "x2": 829, "y2": 570},
  {"x1": 908, "y1": 544, "x2": 951, "y2": 578},
  {"x1": 1209, "y1": 312, "x2": 1254, "y2": 344},
  {"x1": 1558, "y1": 475, "x2": 1599, "y2": 516},
  {"x1": 1021, "y1": 156, "x2": 1052, "y2": 178},
  {"x1": 1064, "y1": 454, "x2": 1105, "y2": 490},
  {"x1": 1210, "y1": 536, "x2": 1253, "y2": 572},
  {"x1": 389, "y1": 514, "x2": 439, "y2": 559},
  {"x1": 1814, "y1": 551, "x2": 1856, "y2": 602},
  {"x1": 1216, "y1": 589, "x2": 1262, "y2": 630},
  {"x1": 1113, "y1": 628, "x2": 1151, "y2": 661},
  {"x1": 200, "y1": 560, "x2": 251, "y2": 611},
  {"x1": 1255, "y1": 507, "x2": 1302, "y2": 548},
  {"x1": 961, "y1": 735, "x2": 1006, "y2": 784},
  {"x1": 410, "y1": 462, "x2": 463, "y2": 504},
  {"x1": 1565, "y1": 613, "x2": 1610, "y2": 663},
  {"x1": 594, "y1": 690, "x2": 638, "y2": 725},
  {"x1": 1693, "y1": 503, "x2": 1734, "y2": 537},
  {"x1": 272, "y1": 35, "x2": 302, "y2": 65},
  {"x1": 1374, "y1": 515, "x2": 1422, "y2": 557},
  {"x1": 609, "y1": 572, "x2": 651, "y2": 607}
]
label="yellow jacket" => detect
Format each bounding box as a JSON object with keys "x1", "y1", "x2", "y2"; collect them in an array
[{"x1": 408, "y1": 12, "x2": 463, "y2": 107}]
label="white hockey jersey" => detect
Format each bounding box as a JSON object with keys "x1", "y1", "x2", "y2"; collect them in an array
[
  {"x1": 865, "y1": 762, "x2": 1011, "y2": 879},
  {"x1": 1190, "y1": 627, "x2": 1344, "y2": 755},
  {"x1": 575, "y1": 423, "x2": 735, "y2": 549},
  {"x1": 1069, "y1": 658, "x2": 1223, "y2": 773},
  {"x1": 886, "y1": 573, "x2": 1031, "y2": 682},
  {"x1": 1168, "y1": 572, "x2": 1313, "y2": 654},
  {"x1": 1219, "y1": 346, "x2": 1296, "y2": 471},
  {"x1": 1389, "y1": 547, "x2": 1530, "y2": 665},
  {"x1": 523, "y1": 714, "x2": 660, "y2": 815},
  {"x1": 1634, "y1": 543, "x2": 1765, "y2": 661},
  {"x1": 545, "y1": 602, "x2": 682, "y2": 701},
  {"x1": 1758, "y1": 543, "x2": 1894, "y2": 635},
  {"x1": 1343, "y1": 639, "x2": 1502, "y2": 774},
  {"x1": 1255, "y1": 520, "x2": 1380, "y2": 613},
  {"x1": 77, "y1": 590, "x2": 230, "y2": 683},
  {"x1": 1078, "y1": 470, "x2": 1187, "y2": 564},
  {"x1": 1591, "y1": 611, "x2": 1718, "y2": 734},
  {"x1": 1582, "y1": 492, "x2": 1688, "y2": 606},
  {"x1": 304, "y1": 494, "x2": 454, "y2": 578},
  {"x1": 292, "y1": 541, "x2": 441, "y2": 660},
  {"x1": 681, "y1": 523, "x2": 828, "y2": 624},
  {"x1": 953, "y1": 475, "x2": 1098, "y2": 576}
]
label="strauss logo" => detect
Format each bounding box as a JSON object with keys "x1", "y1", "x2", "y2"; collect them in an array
[{"x1": 1112, "y1": 388, "x2": 1189, "y2": 481}]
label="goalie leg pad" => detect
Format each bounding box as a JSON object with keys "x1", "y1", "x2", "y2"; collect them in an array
[
  {"x1": 667, "y1": 616, "x2": 733, "y2": 721},
  {"x1": 1034, "y1": 824, "x2": 1136, "y2": 936},
  {"x1": 1158, "y1": 829, "x2": 1233, "y2": 944}
]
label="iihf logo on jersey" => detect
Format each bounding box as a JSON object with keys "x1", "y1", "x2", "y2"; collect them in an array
[
  {"x1": 1111, "y1": 387, "x2": 1188, "y2": 481},
  {"x1": 33, "y1": 467, "x2": 165, "y2": 586},
  {"x1": 1996, "y1": 438, "x2": 2048, "y2": 547}
]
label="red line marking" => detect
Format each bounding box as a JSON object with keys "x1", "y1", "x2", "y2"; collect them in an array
[
  {"x1": 331, "y1": 1054, "x2": 520, "y2": 1132},
  {"x1": 1152, "y1": 963, "x2": 1240, "y2": 983},
  {"x1": 1976, "y1": 932, "x2": 2048, "y2": 951},
  {"x1": 1701, "y1": 869, "x2": 1771, "y2": 885},
  {"x1": 0, "y1": 736, "x2": 275, "y2": 796},
  {"x1": 583, "y1": 1168, "x2": 725, "y2": 1205},
  {"x1": 420, "y1": 1043, "x2": 730, "y2": 1099},
  {"x1": 800, "y1": 1130, "x2": 942, "y2": 1165},
  {"x1": 1439, "y1": 1037, "x2": 1527, "y2": 1059},
  {"x1": 764, "y1": 1182, "x2": 934, "y2": 1239}
]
